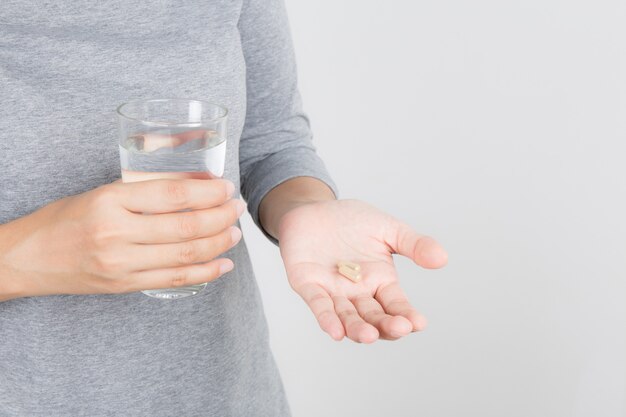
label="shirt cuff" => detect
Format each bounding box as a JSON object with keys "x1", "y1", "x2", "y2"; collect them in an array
[{"x1": 241, "y1": 147, "x2": 339, "y2": 246}]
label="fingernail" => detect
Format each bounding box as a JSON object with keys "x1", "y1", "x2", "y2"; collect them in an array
[
  {"x1": 219, "y1": 261, "x2": 234, "y2": 275},
  {"x1": 414, "y1": 315, "x2": 428, "y2": 332},
  {"x1": 235, "y1": 199, "x2": 246, "y2": 216},
  {"x1": 360, "y1": 328, "x2": 379, "y2": 344},
  {"x1": 392, "y1": 317, "x2": 414, "y2": 337},
  {"x1": 225, "y1": 181, "x2": 235, "y2": 198},
  {"x1": 230, "y1": 227, "x2": 242, "y2": 244}
]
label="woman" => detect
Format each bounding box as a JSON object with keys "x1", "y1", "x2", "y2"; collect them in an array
[{"x1": 0, "y1": 0, "x2": 448, "y2": 415}]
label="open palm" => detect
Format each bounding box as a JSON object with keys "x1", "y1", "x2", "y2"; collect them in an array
[{"x1": 278, "y1": 199, "x2": 448, "y2": 343}]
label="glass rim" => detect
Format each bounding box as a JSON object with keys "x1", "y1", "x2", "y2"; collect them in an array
[{"x1": 116, "y1": 98, "x2": 229, "y2": 127}]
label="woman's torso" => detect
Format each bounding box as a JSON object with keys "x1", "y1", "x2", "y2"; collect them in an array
[{"x1": 0, "y1": 1, "x2": 290, "y2": 415}]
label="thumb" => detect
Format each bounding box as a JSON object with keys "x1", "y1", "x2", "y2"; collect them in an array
[{"x1": 390, "y1": 222, "x2": 448, "y2": 269}]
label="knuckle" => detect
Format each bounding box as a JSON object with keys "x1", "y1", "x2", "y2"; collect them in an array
[
  {"x1": 177, "y1": 214, "x2": 201, "y2": 239},
  {"x1": 170, "y1": 268, "x2": 190, "y2": 288},
  {"x1": 90, "y1": 186, "x2": 120, "y2": 209},
  {"x1": 354, "y1": 295, "x2": 372, "y2": 305},
  {"x1": 219, "y1": 209, "x2": 234, "y2": 231},
  {"x1": 214, "y1": 180, "x2": 232, "y2": 201},
  {"x1": 89, "y1": 221, "x2": 122, "y2": 246},
  {"x1": 200, "y1": 265, "x2": 220, "y2": 283},
  {"x1": 220, "y1": 229, "x2": 235, "y2": 250},
  {"x1": 165, "y1": 181, "x2": 189, "y2": 206},
  {"x1": 177, "y1": 241, "x2": 198, "y2": 265},
  {"x1": 362, "y1": 310, "x2": 383, "y2": 322},
  {"x1": 91, "y1": 252, "x2": 122, "y2": 274},
  {"x1": 210, "y1": 264, "x2": 227, "y2": 280},
  {"x1": 338, "y1": 309, "x2": 357, "y2": 320},
  {"x1": 316, "y1": 310, "x2": 335, "y2": 326},
  {"x1": 308, "y1": 293, "x2": 328, "y2": 306}
]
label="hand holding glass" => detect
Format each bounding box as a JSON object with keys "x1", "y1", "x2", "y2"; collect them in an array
[{"x1": 117, "y1": 98, "x2": 232, "y2": 299}]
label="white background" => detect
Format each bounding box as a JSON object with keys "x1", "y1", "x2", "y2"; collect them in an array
[{"x1": 239, "y1": 1, "x2": 626, "y2": 416}]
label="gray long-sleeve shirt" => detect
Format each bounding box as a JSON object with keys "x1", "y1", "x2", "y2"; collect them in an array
[{"x1": 0, "y1": 0, "x2": 338, "y2": 415}]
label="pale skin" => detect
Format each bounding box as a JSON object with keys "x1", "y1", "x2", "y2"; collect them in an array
[
  {"x1": 260, "y1": 177, "x2": 448, "y2": 343},
  {"x1": 0, "y1": 173, "x2": 447, "y2": 344},
  {"x1": 0, "y1": 179, "x2": 244, "y2": 301}
]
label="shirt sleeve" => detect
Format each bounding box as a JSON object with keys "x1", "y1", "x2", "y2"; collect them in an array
[{"x1": 237, "y1": 0, "x2": 339, "y2": 246}]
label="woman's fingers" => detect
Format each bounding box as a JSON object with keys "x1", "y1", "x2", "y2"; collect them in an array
[
  {"x1": 376, "y1": 282, "x2": 427, "y2": 332},
  {"x1": 297, "y1": 283, "x2": 344, "y2": 340},
  {"x1": 129, "y1": 198, "x2": 246, "y2": 244},
  {"x1": 352, "y1": 295, "x2": 413, "y2": 340},
  {"x1": 126, "y1": 257, "x2": 234, "y2": 293},
  {"x1": 120, "y1": 226, "x2": 242, "y2": 271},
  {"x1": 333, "y1": 296, "x2": 379, "y2": 343},
  {"x1": 391, "y1": 223, "x2": 448, "y2": 269},
  {"x1": 115, "y1": 178, "x2": 235, "y2": 214}
]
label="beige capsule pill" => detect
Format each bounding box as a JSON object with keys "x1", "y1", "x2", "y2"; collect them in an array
[
  {"x1": 338, "y1": 264, "x2": 362, "y2": 283},
  {"x1": 338, "y1": 260, "x2": 361, "y2": 272}
]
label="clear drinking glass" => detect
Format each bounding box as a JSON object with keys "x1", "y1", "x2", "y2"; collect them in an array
[{"x1": 116, "y1": 98, "x2": 228, "y2": 300}]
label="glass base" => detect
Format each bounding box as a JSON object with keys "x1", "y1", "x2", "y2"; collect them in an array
[{"x1": 142, "y1": 282, "x2": 207, "y2": 299}]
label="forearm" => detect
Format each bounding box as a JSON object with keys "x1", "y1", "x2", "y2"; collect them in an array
[{"x1": 258, "y1": 176, "x2": 336, "y2": 241}]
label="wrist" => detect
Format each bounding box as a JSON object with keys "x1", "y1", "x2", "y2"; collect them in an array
[
  {"x1": 259, "y1": 177, "x2": 336, "y2": 241},
  {"x1": 0, "y1": 265, "x2": 28, "y2": 302},
  {"x1": 0, "y1": 223, "x2": 30, "y2": 302}
]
